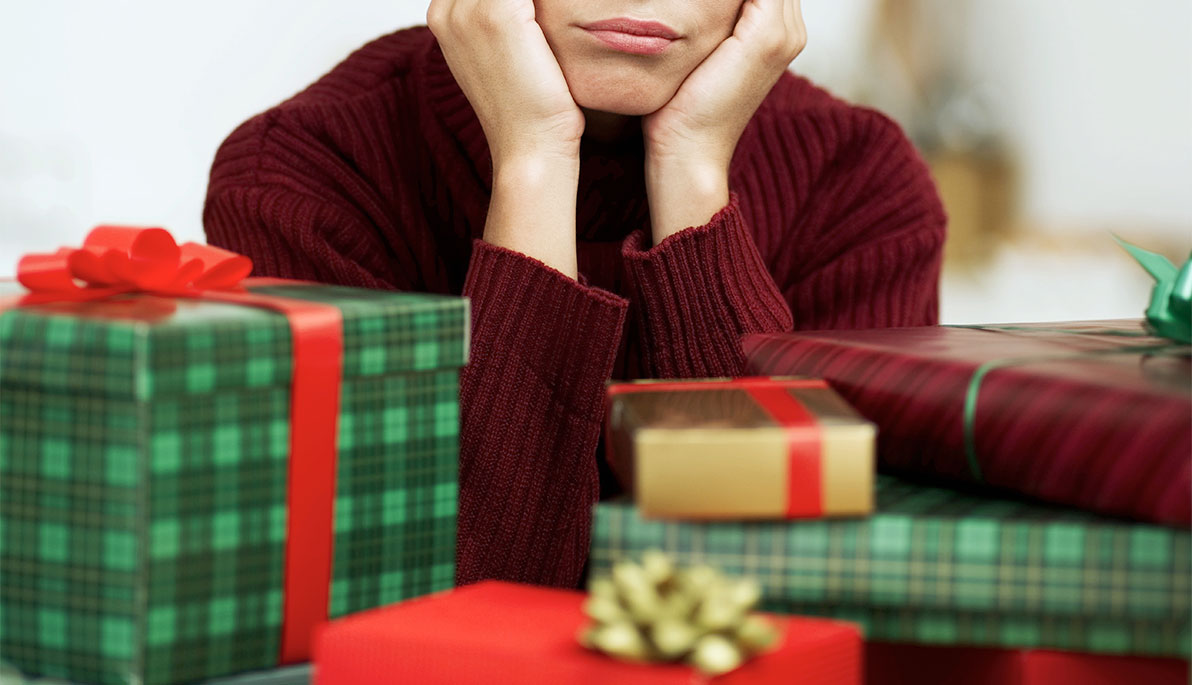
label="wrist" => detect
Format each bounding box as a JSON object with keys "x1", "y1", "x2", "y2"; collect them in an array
[
  {"x1": 490, "y1": 131, "x2": 582, "y2": 172},
  {"x1": 484, "y1": 154, "x2": 581, "y2": 280},
  {"x1": 493, "y1": 150, "x2": 580, "y2": 189},
  {"x1": 645, "y1": 155, "x2": 727, "y2": 195},
  {"x1": 645, "y1": 157, "x2": 730, "y2": 244}
]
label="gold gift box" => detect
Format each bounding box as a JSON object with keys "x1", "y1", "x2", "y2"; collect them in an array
[{"x1": 605, "y1": 377, "x2": 875, "y2": 520}]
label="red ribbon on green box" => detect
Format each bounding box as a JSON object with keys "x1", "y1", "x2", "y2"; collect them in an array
[{"x1": 1, "y1": 226, "x2": 342, "y2": 663}]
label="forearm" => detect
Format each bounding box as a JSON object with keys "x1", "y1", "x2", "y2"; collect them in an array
[{"x1": 483, "y1": 149, "x2": 582, "y2": 280}]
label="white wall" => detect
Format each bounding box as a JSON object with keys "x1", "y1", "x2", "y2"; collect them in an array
[
  {"x1": 959, "y1": 0, "x2": 1192, "y2": 236},
  {"x1": 794, "y1": 0, "x2": 1191, "y2": 323},
  {"x1": 797, "y1": 0, "x2": 1192, "y2": 237},
  {"x1": 0, "y1": 1, "x2": 429, "y2": 266}
]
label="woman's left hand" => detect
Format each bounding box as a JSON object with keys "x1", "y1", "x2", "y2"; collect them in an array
[{"x1": 643, "y1": 0, "x2": 806, "y2": 243}]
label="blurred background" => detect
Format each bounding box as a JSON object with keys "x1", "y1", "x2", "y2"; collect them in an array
[{"x1": 1, "y1": 0, "x2": 1189, "y2": 324}]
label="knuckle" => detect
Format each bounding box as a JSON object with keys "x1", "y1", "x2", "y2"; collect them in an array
[
  {"x1": 471, "y1": 9, "x2": 501, "y2": 34},
  {"x1": 786, "y1": 34, "x2": 806, "y2": 57},
  {"x1": 760, "y1": 35, "x2": 788, "y2": 63},
  {"x1": 426, "y1": 3, "x2": 445, "y2": 31}
]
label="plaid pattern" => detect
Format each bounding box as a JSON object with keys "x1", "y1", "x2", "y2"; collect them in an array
[
  {"x1": 0, "y1": 283, "x2": 469, "y2": 399},
  {"x1": 590, "y1": 476, "x2": 1191, "y2": 657},
  {"x1": 0, "y1": 284, "x2": 467, "y2": 685}
]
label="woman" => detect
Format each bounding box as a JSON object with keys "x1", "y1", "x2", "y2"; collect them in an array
[{"x1": 203, "y1": 0, "x2": 945, "y2": 589}]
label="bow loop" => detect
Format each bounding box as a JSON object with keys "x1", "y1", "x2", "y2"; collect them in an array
[
  {"x1": 183, "y1": 242, "x2": 253, "y2": 289},
  {"x1": 1115, "y1": 235, "x2": 1192, "y2": 344},
  {"x1": 16, "y1": 226, "x2": 254, "y2": 302},
  {"x1": 17, "y1": 248, "x2": 80, "y2": 293}
]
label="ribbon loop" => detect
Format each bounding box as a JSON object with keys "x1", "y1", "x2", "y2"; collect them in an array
[
  {"x1": 1114, "y1": 235, "x2": 1192, "y2": 344},
  {"x1": 16, "y1": 225, "x2": 255, "y2": 302},
  {"x1": 17, "y1": 249, "x2": 82, "y2": 293}
]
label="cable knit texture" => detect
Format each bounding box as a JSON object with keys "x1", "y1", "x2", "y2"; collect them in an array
[{"x1": 203, "y1": 26, "x2": 946, "y2": 589}]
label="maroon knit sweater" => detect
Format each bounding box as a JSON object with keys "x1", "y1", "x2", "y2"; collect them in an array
[{"x1": 203, "y1": 27, "x2": 946, "y2": 589}]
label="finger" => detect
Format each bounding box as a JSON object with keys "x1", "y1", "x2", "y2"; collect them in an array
[
  {"x1": 746, "y1": 0, "x2": 796, "y2": 67},
  {"x1": 785, "y1": 0, "x2": 803, "y2": 37},
  {"x1": 426, "y1": 0, "x2": 447, "y2": 35},
  {"x1": 782, "y1": 0, "x2": 807, "y2": 60},
  {"x1": 733, "y1": 0, "x2": 772, "y2": 41}
]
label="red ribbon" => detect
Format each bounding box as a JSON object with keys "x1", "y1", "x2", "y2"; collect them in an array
[
  {"x1": 607, "y1": 377, "x2": 826, "y2": 516},
  {"x1": 2, "y1": 226, "x2": 341, "y2": 663},
  {"x1": 15, "y1": 225, "x2": 253, "y2": 303}
]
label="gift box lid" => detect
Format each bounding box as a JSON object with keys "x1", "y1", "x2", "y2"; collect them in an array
[
  {"x1": 608, "y1": 376, "x2": 874, "y2": 430},
  {"x1": 0, "y1": 282, "x2": 470, "y2": 400}
]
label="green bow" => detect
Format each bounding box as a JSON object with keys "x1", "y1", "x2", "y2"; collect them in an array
[{"x1": 1115, "y1": 235, "x2": 1192, "y2": 344}]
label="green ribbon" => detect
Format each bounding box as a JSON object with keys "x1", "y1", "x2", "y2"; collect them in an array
[
  {"x1": 1113, "y1": 235, "x2": 1192, "y2": 344},
  {"x1": 957, "y1": 341, "x2": 1186, "y2": 481},
  {"x1": 946, "y1": 324, "x2": 1149, "y2": 338},
  {"x1": 945, "y1": 237, "x2": 1191, "y2": 481}
]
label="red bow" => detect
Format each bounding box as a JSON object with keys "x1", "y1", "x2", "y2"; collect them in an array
[{"x1": 17, "y1": 225, "x2": 253, "y2": 303}]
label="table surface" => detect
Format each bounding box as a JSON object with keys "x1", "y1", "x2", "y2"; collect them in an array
[{"x1": 203, "y1": 665, "x2": 311, "y2": 685}]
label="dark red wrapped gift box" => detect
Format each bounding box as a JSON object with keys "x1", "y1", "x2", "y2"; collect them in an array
[
  {"x1": 866, "y1": 643, "x2": 1189, "y2": 685},
  {"x1": 742, "y1": 320, "x2": 1191, "y2": 526},
  {"x1": 313, "y1": 581, "x2": 861, "y2": 684}
]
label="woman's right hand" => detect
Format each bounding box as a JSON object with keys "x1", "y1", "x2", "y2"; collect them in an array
[
  {"x1": 427, "y1": 0, "x2": 583, "y2": 278},
  {"x1": 427, "y1": 0, "x2": 585, "y2": 165}
]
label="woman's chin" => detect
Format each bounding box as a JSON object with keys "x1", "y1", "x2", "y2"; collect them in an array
[
  {"x1": 568, "y1": 78, "x2": 676, "y2": 117},
  {"x1": 574, "y1": 96, "x2": 660, "y2": 117}
]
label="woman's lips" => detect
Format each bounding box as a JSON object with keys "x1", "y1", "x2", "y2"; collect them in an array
[{"x1": 581, "y1": 18, "x2": 679, "y2": 56}]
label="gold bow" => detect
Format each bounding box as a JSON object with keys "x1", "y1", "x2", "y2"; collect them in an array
[{"x1": 579, "y1": 550, "x2": 779, "y2": 676}]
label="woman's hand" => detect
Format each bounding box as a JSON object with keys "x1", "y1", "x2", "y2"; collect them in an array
[
  {"x1": 642, "y1": 0, "x2": 807, "y2": 244},
  {"x1": 427, "y1": 0, "x2": 585, "y2": 163},
  {"x1": 427, "y1": 0, "x2": 585, "y2": 278}
]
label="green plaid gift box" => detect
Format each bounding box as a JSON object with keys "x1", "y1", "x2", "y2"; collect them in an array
[
  {"x1": 590, "y1": 476, "x2": 1191, "y2": 657},
  {"x1": 0, "y1": 282, "x2": 468, "y2": 685}
]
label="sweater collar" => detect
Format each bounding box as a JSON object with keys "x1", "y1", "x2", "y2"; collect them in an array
[{"x1": 421, "y1": 39, "x2": 493, "y2": 189}]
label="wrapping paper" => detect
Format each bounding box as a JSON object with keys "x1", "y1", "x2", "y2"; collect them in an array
[
  {"x1": 605, "y1": 377, "x2": 874, "y2": 519},
  {"x1": 0, "y1": 281, "x2": 468, "y2": 685},
  {"x1": 865, "y1": 643, "x2": 1189, "y2": 685},
  {"x1": 590, "y1": 475, "x2": 1191, "y2": 656},
  {"x1": 742, "y1": 320, "x2": 1192, "y2": 525},
  {"x1": 313, "y1": 581, "x2": 861, "y2": 684}
]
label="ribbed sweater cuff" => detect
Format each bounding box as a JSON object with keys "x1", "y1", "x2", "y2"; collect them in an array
[
  {"x1": 621, "y1": 195, "x2": 793, "y2": 378},
  {"x1": 463, "y1": 239, "x2": 629, "y2": 417}
]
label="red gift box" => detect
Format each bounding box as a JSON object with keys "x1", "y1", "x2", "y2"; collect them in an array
[
  {"x1": 743, "y1": 320, "x2": 1192, "y2": 525},
  {"x1": 866, "y1": 643, "x2": 1189, "y2": 685},
  {"x1": 313, "y1": 581, "x2": 861, "y2": 684}
]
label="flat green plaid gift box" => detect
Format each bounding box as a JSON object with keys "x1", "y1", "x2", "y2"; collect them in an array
[
  {"x1": 590, "y1": 476, "x2": 1191, "y2": 657},
  {"x1": 0, "y1": 281, "x2": 469, "y2": 685}
]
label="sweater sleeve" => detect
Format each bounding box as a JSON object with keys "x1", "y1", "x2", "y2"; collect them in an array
[
  {"x1": 204, "y1": 126, "x2": 629, "y2": 590},
  {"x1": 456, "y1": 240, "x2": 628, "y2": 587},
  {"x1": 620, "y1": 110, "x2": 945, "y2": 378},
  {"x1": 620, "y1": 196, "x2": 793, "y2": 378}
]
